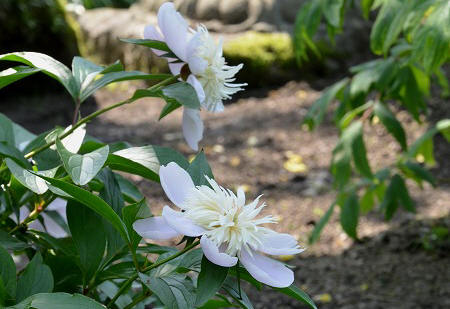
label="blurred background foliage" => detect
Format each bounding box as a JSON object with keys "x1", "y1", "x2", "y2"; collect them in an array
[{"x1": 68, "y1": 0, "x2": 138, "y2": 9}]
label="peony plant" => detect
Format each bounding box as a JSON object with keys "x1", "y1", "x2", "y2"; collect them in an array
[{"x1": 0, "y1": 3, "x2": 316, "y2": 309}]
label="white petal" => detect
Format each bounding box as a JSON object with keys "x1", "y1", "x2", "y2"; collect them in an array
[
  {"x1": 240, "y1": 249, "x2": 295, "y2": 288},
  {"x1": 157, "y1": 2, "x2": 189, "y2": 61},
  {"x1": 182, "y1": 108, "x2": 204, "y2": 151},
  {"x1": 50, "y1": 124, "x2": 86, "y2": 153},
  {"x1": 237, "y1": 187, "x2": 246, "y2": 206},
  {"x1": 259, "y1": 232, "x2": 305, "y2": 256},
  {"x1": 187, "y1": 75, "x2": 205, "y2": 104},
  {"x1": 186, "y1": 32, "x2": 207, "y2": 75},
  {"x1": 133, "y1": 216, "x2": 180, "y2": 240},
  {"x1": 143, "y1": 25, "x2": 166, "y2": 56},
  {"x1": 168, "y1": 62, "x2": 184, "y2": 75},
  {"x1": 162, "y1": 206, "x2": 205, "y2": 237},
  {"x1": 159, "y1": 162, "x2": 195, "y2": 209},
  {"x1": 200, "y1": 235, "x2": 238, "y2": 267}
]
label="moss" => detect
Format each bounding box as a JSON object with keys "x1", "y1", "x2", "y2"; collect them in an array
[{"x1": 223, "y1": 32, "x2": 297, "y2": 86}]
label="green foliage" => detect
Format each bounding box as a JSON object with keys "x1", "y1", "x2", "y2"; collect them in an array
[
  {"x1": 69, "y1": 0, "x2": 138, "y2": 9},
  {"x1": 296, "y1": 0, "x2": 449, "y2": 241},
  {"x1": 0, "y1": 49, "x2": 316, "y2": 308}
]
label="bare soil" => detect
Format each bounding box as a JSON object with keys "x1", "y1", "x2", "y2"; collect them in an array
[{"x1": 1, "y1": 80, "x2": 449, "y2": 309}]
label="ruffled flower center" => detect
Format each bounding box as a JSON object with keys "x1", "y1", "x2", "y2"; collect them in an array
[
  {"x1": 191, "y1": 25, "x2": 246, "y2": 112},
  {"x1": 183, "y1": 177, "x2": 275, "y2": 256}
]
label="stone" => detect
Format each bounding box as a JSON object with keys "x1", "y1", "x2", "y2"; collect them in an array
[
  {"x1": 219, "y1": 0, "x2": 249, "y2": 24},
  {"x1": 196, "y1": 0, "x2": 220, "y2": 20}
]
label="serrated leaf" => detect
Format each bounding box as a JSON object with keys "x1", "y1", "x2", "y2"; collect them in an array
[
  {"x1": 56, "y1": 138, "x2": 109, "y2": 185},
  {"x1": 196, "y1": 257, "x2": 229, "y2": 306},
  {"x1": 0, "y1": 52, "x2": 78, "y2": 99},
  {"x1": 340, "y1": 193, "x2": 359, "y2": 239},
  {"x1": 67, "y1": 200, "x2": 106, "y2": 284},
  {"x1": 16, "y1": 253, "x2": 53, "y2": 302}
]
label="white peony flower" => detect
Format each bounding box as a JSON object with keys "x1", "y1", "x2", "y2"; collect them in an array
[
  {"x1": 133, "y1": 162, "x2": 304, "y2": 288},
  {"x1": 144, "y1": 2, "x2": 246, "y2": 150}
]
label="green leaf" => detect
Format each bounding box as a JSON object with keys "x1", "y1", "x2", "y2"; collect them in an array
[
  {"x1": 0, "y1": 142, "x2": 30, "y2": 168},
  {"x1": 361, "y1": 0, "x2": 374, "y2": 19},
  {"x1": 0, "y1": 245, "x2": 16, "y2": 303},
  {"x1": 196, "y1": 257, "x2": 229, "y2": 306},
  {"x1": 114, "y1": 173, "x2": 144, "y2": 203},
  {"x1": 0, "y1": 52, "x2": 78, "y2": 99},
  {"x1": 36, "y1": 175, "x2": 129, "y2": 243},
  {"x1": 411, "y1": 1, "x2": 450, "y2": 73},
  {"x1": 71, "y1": 56, "x2": 103, "y2": 90},
  {"x1": 67, "y1": 200, "x2": 106, "y2": 283},
  {"x1": 275, "y1": 284, "x2": 317, "y2": 309},
  {"x1": 349, "y1": 122, "x2": 372, "y2": 178},
  {"x1": 303, "y1": 78, "x2": 349, "y2": 130},
  {"x1": 437, "y1": 119, "x2": 450, "y2": 142},
  {"x1": 16, "y1": 253, "x2": 53, "y2": 302},
  {"x1": 56, "y1": 138, "x2": 109, "y2": 186},
  {"x1": 108, "y1": 145, "x2": 189, "y2": 182},
  {"x1": 5, "y1": 158, "x2": 57, "y2": 194},
  {"x1": 222, "y1": 278, "x2": 254, "y2": 309},
  {"x1": 120, "y1": 38, "x2": 171, "y2": 52},
  {"x1": 0, "y1": 66, "x2": 41, "y2": 90},
  {"x1": 293, "y1": 0, "x2": 323, "y2": 63},
  {"x1": 122, "y1": 199, "x2": 151, "y2": 250},
  {"x1": 9, "y1": 292, "x2": 105, "y2": 309},
  {"x1": 0, "y1": 230, "x2": 29, "y2": 251},
  {"x1": 309, "y1": 202, "x2": 336, "y2": 244},
  {"x1": 374, "y1": 101, "x2": 407, "y2": 150},
  {"x1": 401, "y1": 161, "x2": 436, "y2": 187},
  {"x1": 382, "y1": 174, "x2": 414, "y2": 219},
  {"x1": 340, "y1": 193, "x2": 359, "y2": 239},
  {"x1": 79, "y1": 71, "x2": 170, "y2": 103},
  {"x1": 159, "y1": 100, "x2": 182, "y2": 120},
  {"x1": 320, "y1": 0, "x2": 345, "y2": 28},
  {"x1": 370, "y1": 0, "x2": 403, "y2": 55},
  {"x1": 339, "y1": 101, "x2": 374, "y2": 130},
  {"x1": 139, "y1": 272, "x2": 196, "y2": 309},
  {"x1": 360, "y1": 189, "x2": 375, "y2": 213},
  {"x1": 0, "y1": 113, "x2": 15, "y2": 147},
  {"x1": 162, "y1": 82, "x2": 201, "y2": 109},
  {"x1": 187, "y1": 151, "x2": 214, "y2": 186}
]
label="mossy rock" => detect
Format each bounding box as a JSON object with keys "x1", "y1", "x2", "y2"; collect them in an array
[
  {"x1": 223, "y1": 31, "x2": 338, "y2": 87},
  {"x1": 223, "y1": 32, "x2": 296, "y2": 86}
]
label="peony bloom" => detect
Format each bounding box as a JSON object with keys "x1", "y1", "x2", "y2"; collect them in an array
[
  {"x1": 133, "y1": 162, "x2": 304, "y2": 288},
  {"x1": 144, "y1": 2, "x2": 246, "y2": 150}
]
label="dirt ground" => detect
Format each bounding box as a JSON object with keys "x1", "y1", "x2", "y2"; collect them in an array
[{"x1": 1, "y1": 80, "x2": 449, "y2": 308}]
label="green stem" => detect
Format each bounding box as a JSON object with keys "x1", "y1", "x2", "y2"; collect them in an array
[
  {"x1": 123, "y1": 292, "x2": 151, "y2": 309},
  {"x1": 106, "y1": 240, "x2": 199, "y2": 308},
  {"x1": 24, "y1": 74, "x2": 180, "y2": 159},
  {"x1": 9, "y1": 196, "x2": 56, "y2": 234}
]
